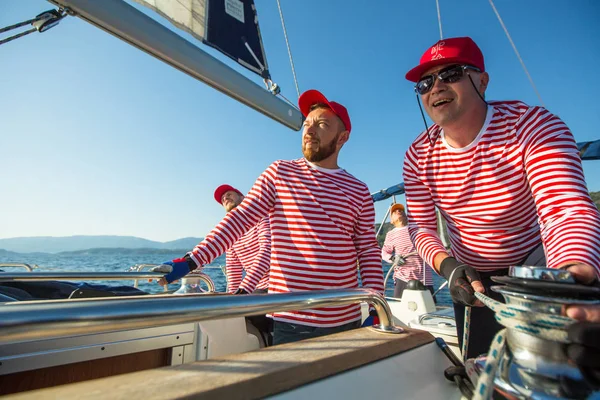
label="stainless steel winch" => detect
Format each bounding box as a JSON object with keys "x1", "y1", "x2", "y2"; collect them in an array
[{"x1": 474, "y1": 266, "x2": 600, "y2": 399}]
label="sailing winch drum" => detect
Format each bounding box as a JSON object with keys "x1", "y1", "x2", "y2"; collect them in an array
[{"x1": 472, "y1": 266, "x2": 600, "y2": 399}]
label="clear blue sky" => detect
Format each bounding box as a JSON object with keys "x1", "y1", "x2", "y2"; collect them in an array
[{"x1": 1, "y1": 0, "x2": 599, "y2": 242}]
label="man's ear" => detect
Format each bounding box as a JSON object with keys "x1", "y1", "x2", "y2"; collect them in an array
[
  {"x1": 337, "y1": 130, "x2": 350, "y2": 147},
  {"x1": 479, "y1": 72, "x2": 489, "y2": 94}
]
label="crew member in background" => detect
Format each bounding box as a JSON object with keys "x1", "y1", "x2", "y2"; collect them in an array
[
  {"x1": 213, "y1": 184, "x2": 270, "y2": 295},
  {"x1": 381, "y1": 203, "x2": 434, "y2": 298}
]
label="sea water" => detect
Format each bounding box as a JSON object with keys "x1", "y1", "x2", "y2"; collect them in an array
[{"x1": 0, "y1": 250, "x2": 451, "y2": 306}]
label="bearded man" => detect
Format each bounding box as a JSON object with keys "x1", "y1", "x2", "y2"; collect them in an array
[{"x1": 156, "y1": 89, "x2": 384, "y2": 345}]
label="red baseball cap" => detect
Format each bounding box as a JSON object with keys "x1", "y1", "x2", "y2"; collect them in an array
[
  {"x1": 298, "y1": 89, "x2": 351, "y2": 133},
  {"x1": 213, "y1": 184, "x2": 243, "y2": 204},
  {"x1": 405, "y1": 37, "x2": 485, "y2": 82}
]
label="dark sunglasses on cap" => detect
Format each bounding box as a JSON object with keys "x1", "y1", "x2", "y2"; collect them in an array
[{"x1": 415, "y1": 64, "x2": 481, "y2": 95}]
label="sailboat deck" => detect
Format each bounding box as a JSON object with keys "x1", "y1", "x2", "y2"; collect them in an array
[{"x1": 3, "y1": 327, "x2": 436, "y2": 400}]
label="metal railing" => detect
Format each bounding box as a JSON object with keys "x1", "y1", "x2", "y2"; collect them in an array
[
  {"x1": 0, "y1": 263, "x2": 35, "y2": 272},
  {"x1": 0, "y1": 288, "x2": 402, "y2": 344},
  {"x1": 0, "y1": 271, "x2": 217, "y2": 294},
  {"x1": 0, "y1": 271, "x2": 169, "y2": 293},
  {"x1": 129, "y1": 264, "x2": 219, "y2": 291},
  {"x1": 383, "y1": 252, "x2": 419, "y2": 291},
  {"x1": 0, "y1": 272, "x2": 168, "y2": 282}
]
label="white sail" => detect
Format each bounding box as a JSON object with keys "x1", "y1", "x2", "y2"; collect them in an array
[
  {"x1": 131, "y1": 0, "x2": 207, "y2": 42},
  {"x1": 131, "y1": 0, "x2": 270, "y2": 78}
]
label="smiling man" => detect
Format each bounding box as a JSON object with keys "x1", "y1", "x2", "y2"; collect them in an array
[
  {"x1": 402, "y1": 36, "x2": 600, "y2": 359},
  {"x1": 157, "y1": 90, "x2": 384, "y2": 345}
]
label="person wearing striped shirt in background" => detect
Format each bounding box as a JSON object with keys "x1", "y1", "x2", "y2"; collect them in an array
[
  {"x1": 156, "y1": 89, "x2": 385, "y2": 345},
  {"x1": 212, "y1": 184, "x2": 270, "y2": 295},
  {"x1": 381, "y1": 203, "x2": 434, "y2": 298},
  {"x1": 403, "y1": 36, "x2": 600, "y2": 360},
  {"x1": 212, "y1": 183, "x2": 273, "y2": 345}
]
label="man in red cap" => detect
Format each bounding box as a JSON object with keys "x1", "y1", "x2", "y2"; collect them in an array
[
  {"x1": 403, "y1": 36, "x2": 600, "y2": 359},
  {"x1": 381, "y1": 203, "x2": 433, "y2": 298},
  {"x1": 213, "y1": 183, "x2": 273, "y2": 346},
  {"x1": 156, "y1": 90, "x2": 384, "y2": 345},
  {"x1": 212, "y1": 184, "x2": 270, "y2": 295}
]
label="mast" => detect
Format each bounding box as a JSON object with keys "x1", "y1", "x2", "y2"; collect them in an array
[{"x1": 48, "y1": 0, "x2": 303, "y2": 131}]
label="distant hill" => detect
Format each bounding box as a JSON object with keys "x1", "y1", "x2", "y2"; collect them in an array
[
  {"x1": 591, "y1": 191, "x2": 600, "y2": 210},
  {"x1": 0, "y1": 248, "x2": 24, "y2": 257},
  {"x1": 54, "y1": 247, "x2": 197, "y2": 256},
  {"x1": 0, "y1": 235, "x2": 203, "y2": 254}
]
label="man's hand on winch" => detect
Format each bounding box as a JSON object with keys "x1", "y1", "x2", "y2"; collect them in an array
[
  {"x1": 561, "y1": 264, "x2": 600, "y2": 383},
  {"x1": 564, "y1": 263, "x2": 600, "y2": 322},
  {"x1": 439, "y1": 256, "x2": 485, "y2": 307}
]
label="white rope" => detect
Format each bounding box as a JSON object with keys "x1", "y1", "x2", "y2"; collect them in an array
[
  {"x1": 275, "y1": 0, "x2": 300, "y2": 99},
  {"x1": 435, "y1": 0, "x2": 443, "y2": 40},
  {"x1": 471, "y1": 291, "x2": 576, "y2": 400},
  {"x1": 488, "y1": 0, "x2": 545, "y2": 107},
  {"x1": 462, "y1": 306, "x2": 471, "y2": 362}
]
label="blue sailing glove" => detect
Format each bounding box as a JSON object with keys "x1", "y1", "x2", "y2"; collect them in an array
[
  {"x1": 152, "y1": 257, "x2": 196, "y2": 284},
  {"x1": 361, "y1": 308, "x2": 380, "y2": 327}
]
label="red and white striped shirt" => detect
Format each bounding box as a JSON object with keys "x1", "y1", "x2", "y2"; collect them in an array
[
  {"x1": 381, "y1": 226, "x2": 434, "y2": 285},
  {"x1": 189, "y1": 158, "x2": 384, "y2": 327},
  {"x1": 403, "y1": 101, "x2": 600, "y2": 274},
  {"x1": 226, "y1": 217, "x2": 270, "y2": 293}
]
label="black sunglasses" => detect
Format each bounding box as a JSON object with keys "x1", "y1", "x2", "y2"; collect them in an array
[{"x1": 415, "y1": 65, "x2": 481, "y2": 95}]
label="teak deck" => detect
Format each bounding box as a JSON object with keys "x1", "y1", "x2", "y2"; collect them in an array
[{"x1": 4, "y1": 327, "x2": 434, "y2": 400}]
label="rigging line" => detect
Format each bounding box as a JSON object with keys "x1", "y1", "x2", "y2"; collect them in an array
[
  {"x1": 0, "y1": 28, "x2": 37, "y2": 46},
  {"x1": 488, "y1": 0, "x2": 545, "y2": 107},
  {"x1": 275, "y1": 0, "x2": 300, "y2": 99},
  {"x1": 0, "y1": 18, "x2": 38, "y2": 34},
  {"x1": 277, "y1": 92, "x2": 296, "y2": 108},
  {"x1": 435, "y1": 0, "x2": 443, "y2": 40}
]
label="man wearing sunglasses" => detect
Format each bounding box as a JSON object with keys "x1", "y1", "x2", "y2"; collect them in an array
[{"x1": 402, "y1": 36, "x2": 600, "y2": 359}]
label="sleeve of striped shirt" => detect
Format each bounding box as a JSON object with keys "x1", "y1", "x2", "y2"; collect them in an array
[
  {"x1": 381, "y1": 231, "x2": 394, "y2": 263},
  {"x1": 403, "y1": 149, "x2": 446, "y2": 270},
  {"x1": 355, "y1": 191, "x2": 385, "y2": 293},
  {"x1": 521, "y1": 108, "x2": 600, "y2": 275},
  {"x1": 238, "y1": 218, "x2": 271, "y2": 293},
  {"x1": 187, "y1": 162, "x2": 278, "y2": 268},
  {"x1": 225, "y1": 249, "x2": 243, "y2": 294}
]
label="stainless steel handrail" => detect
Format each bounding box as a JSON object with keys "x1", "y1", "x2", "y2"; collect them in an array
[
  {"x1": 179, "y1": 273, "x2": 216, "y2": 293},
  {"x1": 383, "y1": 252, "x2": 417, "y2": 291},
  {"x1": 0, "y1": 263, "x2": 35, "y2": 272},
  {"x1": 0, "y1": 288, "x2": 402, "y2": 343},
  {"x1": 129, "y1": 264, "x2": 216, "y2": 292},
  {"x1": 0, "y1": 271, "x2": 216, "y2": 294},
  {"x1": 131, "y1": 264, "x2": 158, "y2": 288},
  {"x1": 0, "y1": 272, "x2": 168, "y2": 281},
  {"x1": 432, "y1": 281, "x2": 448, "y2": 297},
  {"x1": 133, "y1": 264, "x2": 224, "y2": 272},
  {"x1": 129, "y1": 264, "x2": 221, "y2": 292},
  {"x1": 0, "y1": 271, "x2": 171, "y2": 293},
  {"x1": 383, "y1": 264, "x2": 395, "y2": 293}
]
